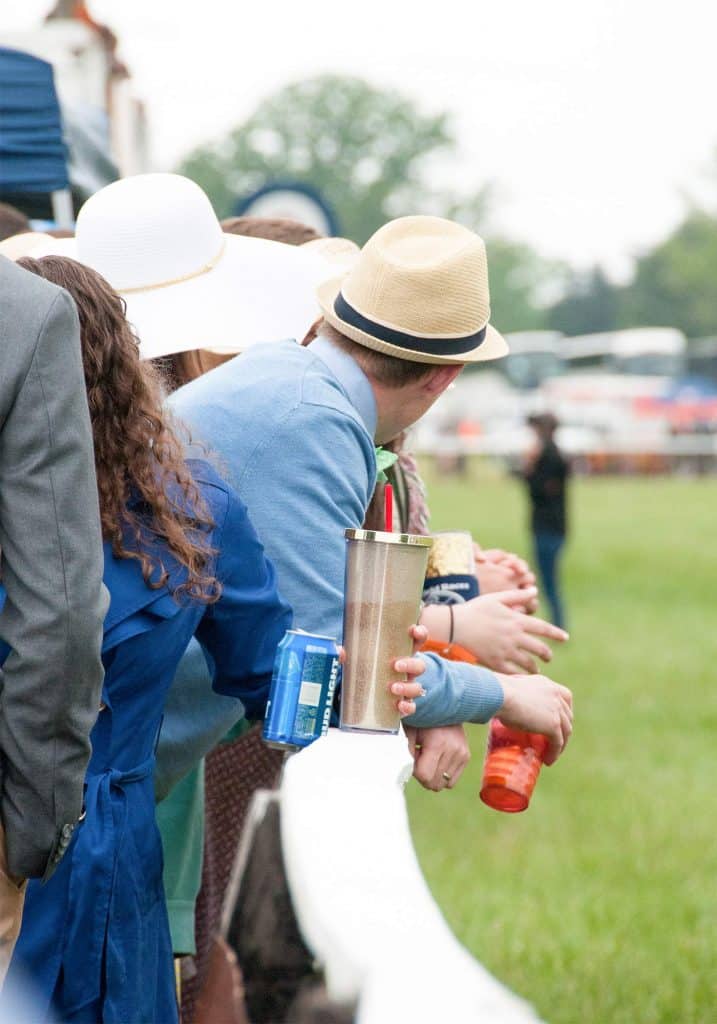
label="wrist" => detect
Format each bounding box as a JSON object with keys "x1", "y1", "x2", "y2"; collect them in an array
[
  {"x1": 449, "y1": 600, "x2": 472, "y2": 649},
  {"x1": 419, "y1": 603, "x2": 452, "y2": 642},
  {"x1": 493, "y1": 672, "x2": 513, "y2": 716}
]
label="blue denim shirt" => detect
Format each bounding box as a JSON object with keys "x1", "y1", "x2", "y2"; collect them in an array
[{"x1": 156, "y1": 338, "x2": 504, "y2": 792}]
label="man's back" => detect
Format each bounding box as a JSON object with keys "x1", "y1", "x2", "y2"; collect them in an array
[
  {"x1": 0, "y1": 257, "x2": 106, "y2": 885},
  {"x1": 167, "y1": 337, "x2": 504, "y2": 744},
  {"x1": 170, "y1": 339, "x2": 376, "y2": 639}
]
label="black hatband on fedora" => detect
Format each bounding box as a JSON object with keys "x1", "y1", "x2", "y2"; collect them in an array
[{"x1": 333, "y1": 292, "x2": 487, "y2": 357}]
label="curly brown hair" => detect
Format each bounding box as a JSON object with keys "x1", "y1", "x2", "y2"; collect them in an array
[{"x1": 18, "y1": 255, "x2": 220, "y2": 604}]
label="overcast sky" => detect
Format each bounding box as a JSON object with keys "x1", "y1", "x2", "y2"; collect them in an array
[{"x1": 5, "y1": 0, "x2": 717, "y2": 278}]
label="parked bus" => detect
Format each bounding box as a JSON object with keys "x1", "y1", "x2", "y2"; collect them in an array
[
  {"x1": 687, "y1": 337, "x2": 717, "y2": 387},
  {"x1": 543, "y1": 328, "x2": 687, "y2": 403},
  {"x1": 562, "y1": 328, "x2": 686, "y2": 378},
  {"x1": 465, "y1": 330, "x2": 566, "y2": 390},
  {"x1": 502, "y1": 331, "x2": 566, "y2": 389}
]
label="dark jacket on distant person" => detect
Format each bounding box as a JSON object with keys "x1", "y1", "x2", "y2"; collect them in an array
[{"x1": 525, "y1": 440, "x2": 570, "y2": 536}]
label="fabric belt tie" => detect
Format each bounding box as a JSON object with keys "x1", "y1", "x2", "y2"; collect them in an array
[{"x1": 62, "y1": 755, "x2": 156, "y2": 1013}]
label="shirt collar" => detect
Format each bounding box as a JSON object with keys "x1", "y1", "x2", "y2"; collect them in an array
[{"x1": 309, "y1": 335, "x2": 377, "y2": 437}]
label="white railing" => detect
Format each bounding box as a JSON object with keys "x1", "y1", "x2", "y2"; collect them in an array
[
  {"x1": 280, "y1": 728, "x2": 542, "y2": 1024},
  {"x1": 413, "y1": 434, "x2": 717, "y2": 459}
]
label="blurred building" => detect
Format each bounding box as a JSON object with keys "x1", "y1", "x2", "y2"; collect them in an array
[{"x1": 0, "y1": 1, "x2": 148, "y2": 217}]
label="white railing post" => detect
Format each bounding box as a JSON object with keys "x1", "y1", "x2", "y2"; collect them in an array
[
  {"x1": 280, "y1": 727, "x2": 542, "y2": 1024},
  {"x1": 50, "y1": 187, "x2": 73, "y2": 227}
]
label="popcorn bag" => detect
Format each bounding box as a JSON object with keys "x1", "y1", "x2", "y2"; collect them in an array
[{"x1": 422, "y1": 530, "x2": 479, "y2": 604}]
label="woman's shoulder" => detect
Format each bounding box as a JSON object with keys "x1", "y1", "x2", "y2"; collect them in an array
[
  {"x1": 183, "y1": 456, "x2": 231, "y2": 497},
  {"x1": 175, "y1": 456, "x2": 233, "y2": 525},
  {"x1": 102, "y1": 461, "x2": 233, "y2": 632},
  {"x1": 183, "y1": 456, "x2": 254, "y2": 547}
]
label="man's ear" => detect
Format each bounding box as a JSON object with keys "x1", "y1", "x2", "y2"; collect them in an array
[
  {"x1": 301, "y1": 317, "x2": 322, "y2": 347},
  {"x1": 422, "y1": 363, "x2": 464, "y2": 396}
]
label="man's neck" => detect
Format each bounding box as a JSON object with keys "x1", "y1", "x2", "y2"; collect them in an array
[
  {"x1": 309, "y1": 334, "x2": 415, "y2": 443},
  {"x1": 372, "y1": 381, "x2": 408, "y2": 445}
]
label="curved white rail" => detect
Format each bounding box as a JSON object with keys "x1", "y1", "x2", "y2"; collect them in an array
[{"x1": 280, "y1": 727, "x2": 542, "y2": 1023}]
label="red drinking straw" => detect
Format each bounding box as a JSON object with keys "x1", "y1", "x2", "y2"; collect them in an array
[{"x1": 384, "y1": 483, "x2": 394, "y2": 533}]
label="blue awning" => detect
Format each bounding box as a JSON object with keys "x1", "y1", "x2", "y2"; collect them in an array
[{"x1": 0, "y1": 46, "x2": 69, "y2": 193}]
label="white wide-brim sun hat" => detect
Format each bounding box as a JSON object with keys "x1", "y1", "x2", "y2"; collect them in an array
[{"x1": 35, "y1": 173, "x2": 337, "y2": 361}]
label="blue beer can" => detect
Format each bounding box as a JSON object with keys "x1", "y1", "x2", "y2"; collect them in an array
[{"x1": 262, "y1": 629, "x2": 340, "y2": 751}]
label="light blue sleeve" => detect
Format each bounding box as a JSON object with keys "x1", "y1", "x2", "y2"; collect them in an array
[{"x1": 405, "y1": 654, "x2": 504, "y2": 727}]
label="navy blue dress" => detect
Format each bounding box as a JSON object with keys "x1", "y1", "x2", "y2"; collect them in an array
[{"x1": 2, "y1": 460, "x2": 291, "y2": 1023}]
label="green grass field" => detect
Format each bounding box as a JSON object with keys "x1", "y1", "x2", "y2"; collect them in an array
[{"x1": 406, "y1": 463, "x2": 717, "y2": 1024}]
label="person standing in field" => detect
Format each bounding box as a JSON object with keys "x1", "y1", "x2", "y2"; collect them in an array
[{"x1": 523, "y1": 413, "x2": 571, "y2": 629}]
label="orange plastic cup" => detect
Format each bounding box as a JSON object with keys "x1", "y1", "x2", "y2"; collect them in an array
[
  {"x1": 479, "y1": 720, "x2": 548, "y2": 813},
  {"x1": 419, "y1": 637, "x2": 479, "y2": 664}
]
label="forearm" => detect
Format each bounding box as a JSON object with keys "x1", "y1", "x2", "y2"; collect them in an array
[{"x1": 404, "y1": 653, "x2": 504, "y2": 727}]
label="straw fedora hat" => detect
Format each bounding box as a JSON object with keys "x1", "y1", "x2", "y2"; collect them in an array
[
  {"x1": 40, "y1": 174, "x2": 335, "y2": 360},
  {"x1": 317, "y1": 215, "x2": 508, "y2": 365}
]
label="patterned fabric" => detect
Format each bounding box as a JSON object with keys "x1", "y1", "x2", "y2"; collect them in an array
[
  {"x1": 396, "y1": 447, "x2": 431, "y2": 536},
  {"x1": 180, "y1": 726, "x2": 284, "y2": 1024}
]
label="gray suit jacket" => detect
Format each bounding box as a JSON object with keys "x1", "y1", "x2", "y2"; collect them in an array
[{"x1": 0, "y1": 257, "x2": 107, "y2": 880}]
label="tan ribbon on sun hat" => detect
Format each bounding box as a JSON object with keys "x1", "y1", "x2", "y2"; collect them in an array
[
  {"x1": 316, "y1": 215, "x2": 508, "y2": 365},
  {"x1": 72, "y1": 173, "x2": 227, "y2": 296},
  {"x1": 118, "y1": 239, "x2": 227, "y2": 294}
]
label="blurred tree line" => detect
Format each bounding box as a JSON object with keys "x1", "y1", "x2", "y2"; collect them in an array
[
  {"x1": 179, "y1": 76, "x2": 717, "y2": 340},
  {"x1": 549, "y1": 211, "x2": 717, "y2": 339}
]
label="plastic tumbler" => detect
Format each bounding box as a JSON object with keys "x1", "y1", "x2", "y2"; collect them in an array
[
  {"x1": 340, "y1": 528, "x2": 433, "y2": 734},
  {"x1": 479, "y1": 720, "x2": 548, "y2": 813}
]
